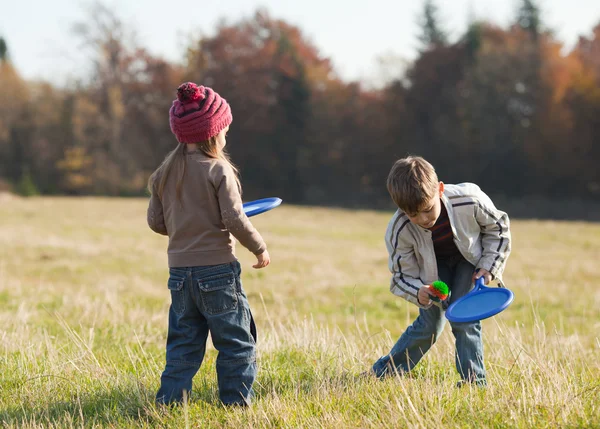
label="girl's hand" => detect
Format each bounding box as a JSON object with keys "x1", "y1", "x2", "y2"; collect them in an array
[
  {"x1": 473, "y1": 269, "x2": 492, "y2": 285},
  {"x1": 253, "y1": 249, "x2": 270, "y2": 269}
]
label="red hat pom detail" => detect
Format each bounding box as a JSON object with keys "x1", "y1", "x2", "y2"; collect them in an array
[{"x1": 177, "y1": 82, "x2": 205, "y2": 103}]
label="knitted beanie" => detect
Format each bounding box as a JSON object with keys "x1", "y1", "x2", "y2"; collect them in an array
[{"x1": 169, "y1": 82, "x2": 233, "y2": 143}]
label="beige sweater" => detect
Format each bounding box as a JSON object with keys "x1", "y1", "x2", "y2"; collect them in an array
[{"x1": 147, "y1": 152, "x2": 266, "y2": 267}]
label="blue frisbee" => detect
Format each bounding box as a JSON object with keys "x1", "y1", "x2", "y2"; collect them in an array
[
  {"x1": 242, "y1": 197, "x2": 282, "y2": 217},
  {"x1": 445, "y1": 277, "x2": 514, "y2": 323}
]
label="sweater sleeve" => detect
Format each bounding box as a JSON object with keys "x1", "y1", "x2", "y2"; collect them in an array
[
  {"x1": 473, "y1": 187, "x2": 511, "y2": 279},
  {"x1": 386, "y1": 213, "x2": 431, "y2": 309},
  {"x1": 213, "y1": 162, "x2": 267, "y2": 255},
  {"x1": 147, "y1": 181, "x2": 168, "y2": 236}
]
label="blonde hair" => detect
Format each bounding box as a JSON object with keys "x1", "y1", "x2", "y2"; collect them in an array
[
  {"x1": 387, "y1": 156, "x2": 439, "y2": 214},
  {"x1": 148, "y1": 136, "x2": 241, "y2": 201}
]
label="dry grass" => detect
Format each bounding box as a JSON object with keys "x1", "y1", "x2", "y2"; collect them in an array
[{"x1": 0, "y1": 197, "x2": 598, "y2": 428}]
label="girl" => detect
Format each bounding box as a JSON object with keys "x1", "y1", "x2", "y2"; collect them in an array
[{"x1": 147, "y1": 82, "x2": 270, "y2": 406}]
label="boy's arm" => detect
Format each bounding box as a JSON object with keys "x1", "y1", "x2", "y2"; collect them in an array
[
  {"x1": 387, "y1": 216, "x2": 431, "y2": 309},
  {"x1": 147, "y1": 186, "x2": 168, "y2": 236},
  {"x1": 474, "y1": 189, "x2": 511, "y2": 279}
]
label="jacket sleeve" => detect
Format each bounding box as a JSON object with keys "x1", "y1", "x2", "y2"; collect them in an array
[
  {"x1": 147, "y1": 182, "x2": 168, "y2": 236},
  {"x1": 213, "y1": 162, "x2": 267, "y2": 256},
  {"x1": 386, "y1": 214, "x2": 431, "y2": 309},
  {"x1": 473, "y1": 188, "x2": 511, "y2": 279}
]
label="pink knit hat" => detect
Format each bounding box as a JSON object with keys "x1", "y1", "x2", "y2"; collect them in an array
[{"x1": 169, "y1": 82, "x2": 233, "y2": 143}]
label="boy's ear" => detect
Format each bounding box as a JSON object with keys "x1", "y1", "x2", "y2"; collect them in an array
[{"x1": 439, "y1": 181, "x2": 445, "y2": 196}]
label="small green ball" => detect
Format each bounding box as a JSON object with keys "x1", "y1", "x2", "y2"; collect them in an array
[{"x1": 431, "y1": 280, "x2": 449, "y2": 295}]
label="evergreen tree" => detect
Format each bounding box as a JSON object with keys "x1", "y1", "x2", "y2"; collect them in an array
[
  {"x1": 417, "y1": 0, "x2": 448, "y2": 49},
  {"x1": 0, "y1": 37, "x2": 7, "y2": 61},
  {"x1": 517, "y1": 0, "x2": 541, "y2": 39},
  {"x1": 270, "y1": 34, "x2": 311, "y2": 202},
  {"x1": 464, "y1": 22, "x2": 483, "y2": 61}
]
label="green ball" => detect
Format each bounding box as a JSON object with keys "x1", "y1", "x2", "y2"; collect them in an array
[{"x1": 431, "y1": 280, "x2": 449, "y2": 296}]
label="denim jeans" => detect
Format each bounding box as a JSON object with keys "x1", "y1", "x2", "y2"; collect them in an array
[
  {"x1": 156, "y1": 261, "x2": 257, "y2": 406},
  {"x1": 372, "y1": 256, "x2": 486, "y2": 384}
]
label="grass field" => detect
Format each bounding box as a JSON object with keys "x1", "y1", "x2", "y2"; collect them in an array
[{"x1": 0, "y1": 195, "x2": 599, "y2": 428}]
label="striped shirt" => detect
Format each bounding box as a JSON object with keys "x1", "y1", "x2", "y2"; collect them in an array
[{"x1": 427, "y1": 203, "x2": 461, "y2": 260}]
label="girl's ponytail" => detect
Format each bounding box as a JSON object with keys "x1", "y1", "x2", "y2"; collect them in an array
[{"x1": 147, "y1": 142, "x2": 187, "y2": 201}]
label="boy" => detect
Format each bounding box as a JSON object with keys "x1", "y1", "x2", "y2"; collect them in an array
[{"x1": 371, "y1": 156, "x2": 511, "y2": 386}]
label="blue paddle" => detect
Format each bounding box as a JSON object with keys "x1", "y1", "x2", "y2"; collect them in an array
[
  {"x1": 445, "y1": 276, "x2": 514, "y2": 323},
  {"x1": 242, "y1": 197, "x2": 282, "y2": 217}
]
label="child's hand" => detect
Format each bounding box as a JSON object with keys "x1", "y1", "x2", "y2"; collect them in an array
[
  {"x1": 253, "y1": 249, "x2": 270, "y2": 269},
  {"x1": 417, "y1": 285, "x2": 434, "y2": 306},
  {"x1": 473, "y1": 269, "x2": 492, "y2": 285}
]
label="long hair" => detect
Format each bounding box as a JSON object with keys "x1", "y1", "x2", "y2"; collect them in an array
[
  {"x1": 147, "y1": 136, "x2": 241, "y2": 201},
  {"x1": 196, "y1": 137, "x2": 241, "y2": 193}
]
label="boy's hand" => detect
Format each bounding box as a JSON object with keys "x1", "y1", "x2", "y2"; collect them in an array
[
  {"x1": 253, "y1": 249, "x2": 270, "y2": 269},
  {"x1": 473, "y1": 269, "x2": 492, "y2": 285},
  {"x1": 417, "y1": 286, "x2": 434, "y2": 306}
]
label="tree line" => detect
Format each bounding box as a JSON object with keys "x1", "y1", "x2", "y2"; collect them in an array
[{"x1": 0, "y1": 0, "x2": 599, "y2": 213}]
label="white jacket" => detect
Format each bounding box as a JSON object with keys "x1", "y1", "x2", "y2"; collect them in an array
[{"x1": 385, "y1": 183, "x2": 511, "y2": 308}]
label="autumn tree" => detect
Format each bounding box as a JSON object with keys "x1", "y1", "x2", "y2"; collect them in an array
[
  {"x1": 70, "y1": 1, "x2": 183, "y2": 194},
  {"x1": 562, "y1": 23, "x2": 600, "y2": 197},
  {"x1": 185, "y1": 11, "x2": 332, "y2": 202},
  {"x1": 0, "y1": 38, "x2": 32, "y2": 192}
]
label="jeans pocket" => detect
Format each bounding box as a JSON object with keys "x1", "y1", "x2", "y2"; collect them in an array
[
  {"x1": 167, "y1": 276, "x2": 186, "y2": 316},
  {"x1": 197, "y1": 272, "x2": 238, "y2": 315}
]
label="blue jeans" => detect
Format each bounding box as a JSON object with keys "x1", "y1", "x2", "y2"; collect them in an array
[
  {"x1": 372, "y1": 257, "x2": 486, "y2": 384},
  {"x1": 156, "y1": 261, "x2": 257, "y2": 406}
]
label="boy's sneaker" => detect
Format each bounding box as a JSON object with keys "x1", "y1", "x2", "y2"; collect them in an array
[
  {"x1": 456, "y1": 379, "x2": 487, "y2": 388},
  {"x1": 356, "y1": 369, "x2": 377, "y2": 380}
]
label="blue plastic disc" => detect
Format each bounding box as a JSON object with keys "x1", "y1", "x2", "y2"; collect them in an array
[
  {"x1": 445, "y1": 278, "x2": 514, "y2": 323},
  {"x1": 242, "y1": 197, "x2": 282, "y2": 217}
]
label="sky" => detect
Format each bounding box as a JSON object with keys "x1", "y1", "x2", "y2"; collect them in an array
[{"x1": 1, "y1": 0, "x2": 599, "y2": 86}]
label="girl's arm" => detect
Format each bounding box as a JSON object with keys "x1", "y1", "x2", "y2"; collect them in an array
[
  {"x1": 213, "y1": 163, "x2": 267, "y2": 256},
  {"x1": 147, "y1": 186, "x2": 168, "y2": 236}
]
